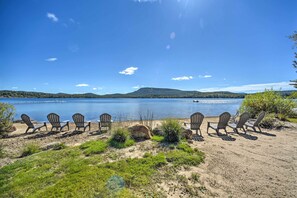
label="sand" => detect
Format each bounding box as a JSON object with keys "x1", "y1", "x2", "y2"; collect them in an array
[{"x1": 1, "y1": 117, "x2": 297, "y2": 197}]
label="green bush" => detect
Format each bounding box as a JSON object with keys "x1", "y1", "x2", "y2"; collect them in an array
[
  {"x1": 161, "y1": 119, "x2": 182, "y2": 143},
  {"x1": 0, "y1": 103, "x2": 15, "y2": 132},
  {"x1": 109, "y1": 128, "x2": 135, "y2": 149},
  {"x1": 259, "y1": 113, "x2": 276, "y2": 129},
  {"x1": 151, "y1": 135, "x2": 164, "y2": 142},
  {"x1": 80, "y1": 140, "x2": 108, "y2": 156},
  {"x1": 21, "y1": 143, "x2": 41, "y2": 157},
  {"x1": 240, "y1": 90, "x2": 296, "y2": 119},
  {"x1": 52, "y1": 143, "x2": 66, "y2": 150}
]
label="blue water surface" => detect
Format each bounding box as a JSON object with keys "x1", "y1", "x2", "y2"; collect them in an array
[{"x1": 0, "y1": 98, "x2": 243, "y2": 121}]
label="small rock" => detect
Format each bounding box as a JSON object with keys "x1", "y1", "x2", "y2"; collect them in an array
[{"x1": 129, "y1": 124, "x2": 152, "y2": 140}]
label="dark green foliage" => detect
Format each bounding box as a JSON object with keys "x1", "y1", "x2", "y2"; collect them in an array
[
  {"x1": 240, "y1": 90, "x2": 296, "y2": 119},
  {"x1": 109, "y1": 128, "x2": 135, "y2": 149},
  {"x1": 0, "y1": 103, "x2": 15, "y2": 132},
  {"x1": 21, "y1": 143, "x2": 41, "y2": 157},
  {"x1": 289, "y1": 31, "x2": 297, "y2": 88},
  {"x1": 52, "y1": 143, "x2": 66, "y2": 150},
  {"x1": 79, "y1": 140, "x2": 108, "y2": 156},
  {"x1": 161, "y1": 119, "x2": 182, "y2": 143}
]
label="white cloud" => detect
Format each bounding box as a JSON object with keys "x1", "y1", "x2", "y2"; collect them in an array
[
  {"x1": 76, "y1": 84, "x2": 89, "y2": 87},
  {"x1": 133, "y1": 85, "x2": 143, "y2": 89},
  {"x1": 119, "y1": 67, "x2": 138, "y2": 75},
  {"x1": 172, "y1": 76, "x2": 193, "y2": 81},
  {"x1": 92, "y1": 87, "x2": 103, "y2": 91},
  {"x1": 47, "y1": 13, "x2": 58, "y2": 22},
  {"x1": 198, "y1": 82, "x2": 293, "y2": 93},
  {"x1": 199, "y1": 75, "x2": 212, "y2": 78},
  {"x1": 170, "y1": 32, "x2": 176, "y2": 39},
  {"x1": 45, "y1": 57, "x2": 57, "y2": 62},
  {"x1": 33, "y1": 88, "x2": 36, "y2": 90},
  {"x1": 166, "y1": 45, "x2": 171, "y2": 50},
  {"x1": 11, "y1": 87, "x2": 18, "y2": 89}
]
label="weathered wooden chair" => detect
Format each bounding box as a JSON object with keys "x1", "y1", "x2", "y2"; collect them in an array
[
  {"x1": 207, "y1": 112, "x2": 231, "y2": 135},
  {"x1": 245, "y1": 111, "x2": 265, "y2": 132},
  {"x1": 184, "y1": 112, "x2": 204, "y2": 136},
  {"x1": 228, "y1": 112, "x2": 250, "y2": 134},
  {"x1": 98, "y1": 113, "x2": 112, "y2": 132},
  {"x1": 72, "y1": 113, "x2": 91, "y2": 131},
  {"x1": 47, "y1": 113, "x2": 69, "y2": 131},
  {"x1": 21, "y1": 114, "x2": 47, "y2": 133}
]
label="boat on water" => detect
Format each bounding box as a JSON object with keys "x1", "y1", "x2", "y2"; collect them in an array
[{"x1": 193, "y1": 100, "x2": 199, "y2": 103}]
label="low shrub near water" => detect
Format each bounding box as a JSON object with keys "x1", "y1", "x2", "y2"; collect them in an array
[
  {"x1": 161, "y1": 119, "x2": 182, "y2": 143},
  {"x1": 109, "y1": 128, "x2": 135, "y2": 148},
  {"x1": 240, "y1": 90, "x2": 297, "y2": 120},
  {"x1": 0, "y1": 103, "x2": 15, "y2": 133}
]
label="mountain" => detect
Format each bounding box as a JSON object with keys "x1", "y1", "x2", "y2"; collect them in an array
[{"x1": 0, "y1": 87, "x2": 246, "y2": 98}]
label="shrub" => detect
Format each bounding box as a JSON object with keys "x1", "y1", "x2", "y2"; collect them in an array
[
  {"x1": 240, "y1": 90, "x2": 296, "y2": 119},
  {"x1": 0, "y1": 103, "x2": 15, "y2": 132},
  {"x1": 109, "y1": 128, "x2": 135, "y2": 149},
  {"x1": 80, "y1": 140, "x2": 108, "y2": 156},
  {"x1": 21, "y1": 143, "x2": 41, "y2": 157},
  {"x1": 52, "y1": 143, "x2": 66, "y2": 150},
  {"x1": 161, "y1": 119, "x2": 182, "y2": 143},
  {"x1": 260, "y1": 113, "x2": 276, "y2": 129}
]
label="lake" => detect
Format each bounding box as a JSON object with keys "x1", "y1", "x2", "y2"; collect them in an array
[{"x1": 0, "y1": 98, "x2": 243, "y2": 121}]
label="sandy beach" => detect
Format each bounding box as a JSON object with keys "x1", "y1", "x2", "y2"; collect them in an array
[{"x1": 1, "y1": 117, "x2": 297, "y2": 197}]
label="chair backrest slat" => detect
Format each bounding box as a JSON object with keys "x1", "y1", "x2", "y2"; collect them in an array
[
  {"x1": 100, "y1": 113, "x2": 111, "y2": 127},
  {"x1": 72, "y1": 113, "x2": 85, "y2": 127},
  {"x1": 236, "y1": 112, "x2": 250, "y2": 128},
  {"x1": 254, "y1": 111, "x2": 265, "y2": 126},
  {"x1": 47, "y1": 113, "x2": 61, "y2": 128},
  {"x1": 190, "y1": 112, "x2": 204, "y2": 130},
  {"x1": 21, "y1": 114, "x2": 34, "y2": 128},
  {"x1": 218, "y1": 112, "x2": 231, "y2": 129}
]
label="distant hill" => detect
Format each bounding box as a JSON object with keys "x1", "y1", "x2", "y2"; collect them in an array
[{"x1": 0, "y1": 88, "x2": 295, "y2": 99}]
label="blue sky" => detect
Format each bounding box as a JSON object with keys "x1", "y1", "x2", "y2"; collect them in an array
[{"x1": 0, "y1": 0, "x2": 296, "y2": 94}]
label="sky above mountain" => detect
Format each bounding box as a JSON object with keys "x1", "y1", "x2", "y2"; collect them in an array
[{"x1": 0, "y1": 0, "x2": 296, "y2": 94}]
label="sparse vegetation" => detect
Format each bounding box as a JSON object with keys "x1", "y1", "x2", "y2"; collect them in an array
[
  {"x1": 161, "y1": 119, "x2": 182, "y2": 143},
  {"x1": 52, "y1": 142, "x2": 66, "y2": 150},
  {"x1": 80, "y1": 140, "x2": 108, "y2": 156},
  {"x1": 0, "y1": 103, "x2": 15, "y2": 133},
  {"x1": 21, "y1": 143, "x2": 41, "y2": 157},
  {"x1": 0, "y1": 142, "x2": 204, "y2": 197},
  {"x1": 0, "y1": 144, "x2": 5, "y2": 158}
]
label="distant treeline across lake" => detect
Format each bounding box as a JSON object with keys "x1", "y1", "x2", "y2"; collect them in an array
[{"x1": 0, "y1": 98, "x2": 243, "y2": 121}]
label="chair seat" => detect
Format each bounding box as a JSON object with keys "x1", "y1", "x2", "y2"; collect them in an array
[{"x1": 245, "y1": 122, "x2": 254, "y2": 127}]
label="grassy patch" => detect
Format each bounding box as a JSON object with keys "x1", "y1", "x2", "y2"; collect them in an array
[
  {"x1": 288, "y1": 117, "x2": 297, "y2": 123},
  {"x1": 109, "y1": 139, "x2": 135, "y2": 149},
  {"x1": 21, "y1": 143, "x2": 41, "y2": 157},
  {"x1": 52, "y1": 142, "x2": 66, "y2": 150},
  {"x1": 80, "y1": 140, "x2": 108, "y2": 156},
  {"x1": 0, "y1": 141, "x2": 204, "y2": 197},
  {"x1": 0, "y1": 144, "x2": 4, "y2": 158},
  {"x1": 177, "y1": 142, "x2": 194, "y2": 153},
  {"x1": 151, "y1": 135, "x2": 164, "y2": 142}
]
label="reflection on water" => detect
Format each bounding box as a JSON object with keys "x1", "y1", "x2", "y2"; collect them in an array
[{"x1": 0, "y1": 98, "x2": 243, "y2": 121}]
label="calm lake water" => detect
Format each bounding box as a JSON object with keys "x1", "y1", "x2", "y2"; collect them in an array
[{"x1": 0, "y1": 98, "x2": 243, "y2": 121}]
